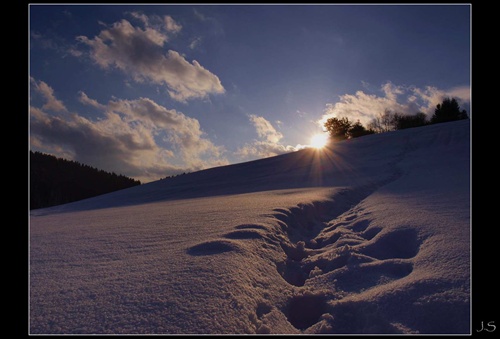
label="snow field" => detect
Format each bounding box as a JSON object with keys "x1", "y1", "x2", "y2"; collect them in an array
[{"x1": 30, "y1": 120, "x2": 470, "y2": 334}]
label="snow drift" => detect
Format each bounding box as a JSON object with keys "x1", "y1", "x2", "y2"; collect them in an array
[{"x1": 29, "y1": 120, "x2": 470, "y2": 334}]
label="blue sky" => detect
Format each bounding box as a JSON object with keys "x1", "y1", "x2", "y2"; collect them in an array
[{"x1": 29, "y1": 4, "x2": 470, "y2": 182}]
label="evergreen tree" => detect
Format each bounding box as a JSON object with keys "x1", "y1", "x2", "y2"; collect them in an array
[
  {"x1": 430, "y1": 98, "x2": 468, "y2": 124},
  {"x1": 30, "y1": 151, "x2": 141, "y2": 210}
]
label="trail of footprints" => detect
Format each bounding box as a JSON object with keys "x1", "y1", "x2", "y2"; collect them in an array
[
  {"x1": 271, "y1": 191, "x2": 421, "y2": 331},
  {"x1": 277, "y1": 212, "x2": 419, "y2": 290},
  {"x1": 186, "y1": 186, "x2": 423, "y2": 332}
]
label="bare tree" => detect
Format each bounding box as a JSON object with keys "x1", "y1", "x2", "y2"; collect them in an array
[{"x1": 367, "y1": 109, "x2": 396, "y2": 133}]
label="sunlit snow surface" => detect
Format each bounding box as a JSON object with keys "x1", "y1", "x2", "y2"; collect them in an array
[{"x1": 30, "y1": 120, "x2": 470, "y2": 334}]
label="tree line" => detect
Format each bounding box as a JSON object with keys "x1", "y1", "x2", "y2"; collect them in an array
[
  {"x1": 30, "y1": 151, "x2": 141, "y2": 210},
  {"x1": 323, "y1": 97, "x2": 468, "y2": 141}
]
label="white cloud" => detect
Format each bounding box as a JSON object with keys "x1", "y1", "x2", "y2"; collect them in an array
[
  {"x1": 76, "y1": 17, "x2": 224, "y2": 102},
  {"x1": 67, "y1": 48, "x2": 83, "y2": 57},
  {"x1": 249, "y1": 114, "x2": 283, "y2": 143},
  {"x1": 381, "y1": 82, "x2": 404, "y2": 101},
  {"x1": 78, "y1": 91, "x2": 106, "y2": 110},
  {"x1": 129, "y1": 12, "x2": 181, "y2": 38},
  {"x1": 129, "y1": 11, "x2": 149, "y2": 26},
  {"x1": 447, "y1": 86, "x2": 470, "y2": 101},
  {"x1": 164, "y1": 15, "x2": 182, "y2": 33},
  {"x1": 319, "y1": 82, "x2": 471, "y2": 127},
  {"x1": 107, "y1": 97, "x2": 225, "y2": 167},
  {"x1": 189, "y1": 37, "x2": 202, "y2": 50},
  {"x1": 236, "y1": 141, "x2": 296, "y2": 159},
  {"x1": 236, "y1": 115, "x2": 296, "y2": 160},
  {"x1": 30, "y1": 77, "x2": 67, "y2": 112}
]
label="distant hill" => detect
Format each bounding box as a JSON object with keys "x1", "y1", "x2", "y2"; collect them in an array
[{"x1": 30, "y1": 151, "x2": 141, "y2": 210}]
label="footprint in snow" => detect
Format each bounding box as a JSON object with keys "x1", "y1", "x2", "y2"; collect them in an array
[
  {"x1": 187, "y1": 240, "x2": 241, "y2": 256},
  {"x1": 224, "y1": 230, "x2": 265, "y2": 240},
  {"x1": 286, "y1": 293, "x2": 328, "y2": 331}
]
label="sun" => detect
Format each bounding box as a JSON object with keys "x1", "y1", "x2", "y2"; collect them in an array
[{"x1": 310, "y1": 133, "x2": 329, "y2": 149}]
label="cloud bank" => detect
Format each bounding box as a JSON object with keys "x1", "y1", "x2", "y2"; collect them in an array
[
  {"x1": 76, "y1": 14, "x2": 224, "y2": 102},
  {"x1": 320, "y1": 82, "x2": 470, "y2": 127},
  {"x1": 237, "y1": 115, "x2": 297, "y2": 160},
  {"x1": 30, "y1": 79, "x2": 227, "y2": 182}
]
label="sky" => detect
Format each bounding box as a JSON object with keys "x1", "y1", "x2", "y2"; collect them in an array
[{"x1": 29, "y1": 4, "x2": 471, "y2": 183}]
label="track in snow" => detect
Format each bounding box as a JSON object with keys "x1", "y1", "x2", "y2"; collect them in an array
[
  {"x1": 186, "y1": 155, "x2": 423, "y2": 332},
  {"x1": 270, "y1": 183, "x2": 421, "y2": 331}
]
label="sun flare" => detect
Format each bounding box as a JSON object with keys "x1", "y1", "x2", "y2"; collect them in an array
[{"x1": 310, "y1": 133, "x2": 329, "y2": 149}]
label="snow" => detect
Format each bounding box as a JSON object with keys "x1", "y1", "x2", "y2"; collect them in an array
[{"x1": 29, "y1": 120, "x2": 470, "y2": 334}]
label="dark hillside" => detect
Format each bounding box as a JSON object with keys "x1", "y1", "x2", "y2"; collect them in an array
[{"x1": 30, "y1": 151, "x2": 141, "y2": 210}]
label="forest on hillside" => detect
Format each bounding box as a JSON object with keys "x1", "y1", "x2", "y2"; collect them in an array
[
  {"x1": 30, "y1": 151, "x2": 141, "y2": 210},
  {"x1": 323, "y1": 97, "x2": 468, "y2": 140}
]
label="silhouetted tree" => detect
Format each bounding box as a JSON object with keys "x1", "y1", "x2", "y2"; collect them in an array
[
  {"x1": 430, "y1": 98, "x2": 468, "y2": 124},
  {"x1": 367, "y1": 109, "x2": 396, "y2": 133},
  {"x1": 348, "y1": 120, "x2": 375, "y2": 138},
  {"x1": 393, "y1": 112, "x2": 428, "y2": 130},
  {"x1": 324, "y1": 117, "x2": 351, "y2": 140}
]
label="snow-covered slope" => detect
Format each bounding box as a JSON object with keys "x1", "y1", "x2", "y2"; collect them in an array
[{"x1": 29, "y1": 120, "x2": 470, "y2": 334}]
